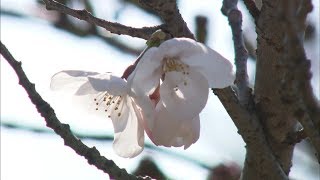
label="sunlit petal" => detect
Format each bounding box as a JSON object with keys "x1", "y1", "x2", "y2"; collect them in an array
[
  {"x1": 182, "y1": 52, "x2": 235, "y2": 88},
  {"x1": 112, "y1": 96, "x2": 144, "y2": 158},
  {"x1": 158, "y1": 38, "x2": 207, "y2": 59},
  {"x1": 147, "y1": 103, "x2": 200, "y2": 149},
  {"x1": 160, "y1": 69, "x2": 209, "y2": 121},
  {"x1": 172, "y1": 115, "x2": 200, "y2": 149},
  {"x1": 87, "y1": 74, "x2": 127, "y2": 95},
  {"x1": 50, "y1": 70, "x2": 99, "y2": 92},
  {"x1": 129, "y1": 89, "x2": 156, "y2": 131},
  {"x1": 129, "y1": 47, "x2": 163, "y2": 96}
]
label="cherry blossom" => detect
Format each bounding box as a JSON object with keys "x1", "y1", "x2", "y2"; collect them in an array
[
  {"x1": 50, "y1": 70, "x2": 147, "y2": 158},
  {"x1": 131, "y1": 38, "x2": 234, "y2": 148},
  {"x1": 50, "y1": 37, "x2": 234, "y2": 155}
]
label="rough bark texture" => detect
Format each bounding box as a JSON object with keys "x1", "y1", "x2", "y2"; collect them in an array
[{"x1": 254, "y1": 0, "x2": 316, "y2": 176}]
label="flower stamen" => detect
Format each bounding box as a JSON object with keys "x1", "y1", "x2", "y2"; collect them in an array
[
  {"x1": 93, "y1": 93, "x2": 124, "y2": 118},
  {"x1": 163, "y1": 57, "x2": 190, "y2": 88}
]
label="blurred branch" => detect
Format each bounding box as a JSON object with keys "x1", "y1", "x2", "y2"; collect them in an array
[
  {"x1": 0, "y1": 42, "x2": 149, "y2": 180},
  {"x1": 1, "y1": 121, "x2": 114, "y2": 141},
  {"x1": 42, "y1": 0, "x2": 164, "y2": 40},
  {"x1": 120, "y1": 0, "x2": 160, "y2": 17},
  {"x1": 49, "y1": 0, "x2": 143, "y2": 55},
  {"x1": 0, "y1": 9, "x2": 25, "y2": 18},
  {"x1": 138, "y1": 0, "x2": 194, "y2": 39},
  {"x1": 133, "y1": 157, "x2": 167, "y2": 179},
  {"x1": 221, "y1": 0, "x2": 252, "y2": 107},
  {"x1": 52, "y1": 12, "x2": 143, "y2": 55},
  {"x1": 1, "y1": 9, "x2": 142, "y2": 56},
  {"x1": 278, "y1": 0, "x2": 320, "y2": 163},
  {"x1": 0, "y1": 121, "x2": 212, "y2": 170},
  {"x1": 242, "y1": 0, "x2": 260, "y2": 21},
  {"x1": 195, "y1": 15, "x2": 208, "y2": 44},
  {"x1": 207, "y1": 162, "x2": 241, "y2": 180}
]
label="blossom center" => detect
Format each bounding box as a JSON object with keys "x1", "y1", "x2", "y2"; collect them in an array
[
  {"x1": 93, "y1": 92, "x2": 124, "y2": 118},
  {"x1": 163, "y1": 57, "x2": 190, "y2": 90},
  {"x1": 163, "y1": 57, "x2": 189, "y2": 74}
]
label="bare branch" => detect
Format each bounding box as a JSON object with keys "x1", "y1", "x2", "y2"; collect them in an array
[
  {"x1": 242, "y1": 0, "x2": 260, "y2": 21},
  {"x1": 138, "y1": 0, "x2": 194, "y2": 39},
  {"x1": 221, "y1": 0, "x2": 252, "y2": 107},
  {"x1": 0, "y1": 42, "x2": 149, "y2": 180},
  {"x1": 213, "y1": 88, "x2": 288, "y2": 179},
  {"x1": 42, "y1": 0, "x2": 164, "y2": 40}
]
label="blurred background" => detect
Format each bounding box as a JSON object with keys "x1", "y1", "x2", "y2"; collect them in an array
[{"x1": 1, "y1": 0, "x2": 319, "y2": 179}]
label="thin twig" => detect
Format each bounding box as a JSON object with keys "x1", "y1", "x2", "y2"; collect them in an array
[
  {"x1": 221, "y1": 0, "x2": 252, "y2": 107},
  {"x1": 42, "y1": 0, "x2": 164, "y2": 40},
  {"x1": 0, "y1": 42, "x2": 149, "y2": 180}
]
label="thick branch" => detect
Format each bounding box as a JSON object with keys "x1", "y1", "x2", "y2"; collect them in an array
[
  {"x1": 0, "y1": 42, "x2": 148, "y2": 180},
  {"x1": 285, "y1": 129, "x2": 307, "y2": 145},
  {"x1": 278, "y1": 0, "x2": 320, "y2": 162},
  {"x1": 213, "y1": 88, "x2": 288, "y2": 179},
  {"x1": 138, "y1": 0, "x2": 194, "y2": 39},
  {"x1": 42, "y1": 0, "x2": 164, "y2": 40},
  {"x1": 242, "y1": 0, "x2": 260, "y2": 21},
  {"x1": 222, "y1": 0, "x2": 252, "y2": 107}
]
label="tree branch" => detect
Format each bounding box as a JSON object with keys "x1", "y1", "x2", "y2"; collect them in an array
[
  {"x1": 221, "y1": 0, "x2": 252, "y2": 108},
  {"x1": 138, "y1": 0, "x2": 194, "y2": 39},
  {"x1": 0, "y1": 42, "x2": 149, "y2": 180},
  {"x1": 242, "y1": 0, "x2": 260, "y2": 21},
  {"x1": 213, "y1": 88, "x2": 288, "y2": 179},
  {"x1": 278, "y1": 0, "x2": 320, "y2": 163},
  {"x1": 42, "y1": 0, "x2": 164, "y2": 40},
  {"x1": 284, "y1": 129, "x2": 307, "y2": 145}
]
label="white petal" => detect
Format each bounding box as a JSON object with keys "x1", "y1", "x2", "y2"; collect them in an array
[
  {"x1": 175, "y1": 115, "x2": 200, "y2": 149},
  {"x1": 182, "y1": 49, "x2": 235, "y2": 88},
  {"x1": 147, "y1": 103, "x2": 200, "y2": 148},
  {"x1": 128, "y1": 89, "x2": 156, "y2": 131},
  {"x1": 158, "y1": 38, "x2": 208, "y2": 60},
  {"x1": 75, "y1": 81, "x2": 98, "y2": 95},
  {"x1": 50, "y1": 70, "x2": 99, "y2": 92},
  {"x1": 87, "y1": 74, "x2": 127, "y2": 96},
  {"x1": 111, "y1": 96, "x2": 144, "y2": 158},
  {"x1": 51, "y1": 70, "x2": 128, "y2": 95},
  {"x1": 129, "y1": 47, "x2": 163, "y2": 96},
  {"x1": 160, "y1": 69, "x2": 209, "y2": 121}
]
